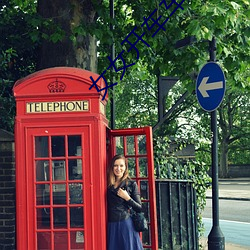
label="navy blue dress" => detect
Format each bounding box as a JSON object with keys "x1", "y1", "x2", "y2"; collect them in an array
[{"x1": 107, "y1": 180, "x2": 144, "y2": 250}]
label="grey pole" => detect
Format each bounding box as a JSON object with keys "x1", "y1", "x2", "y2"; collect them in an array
[
  {"x1": 110, "y1": 0, "x2": 115, "y2": 129},
  {"x1": 208, "y1": 37, "x2": 225, "y2": 250}
]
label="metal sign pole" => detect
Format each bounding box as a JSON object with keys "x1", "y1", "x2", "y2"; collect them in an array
[{"x1": 208, "y1": 37, "x2": 225, "y2": 250}]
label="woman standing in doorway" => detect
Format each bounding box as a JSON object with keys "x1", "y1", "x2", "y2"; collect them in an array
[{"x1": 107, "y1": 154, "x2": 144, "y2": 250}]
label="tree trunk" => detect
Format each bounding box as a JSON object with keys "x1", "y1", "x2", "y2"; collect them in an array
[
  {"x1": 219, "y1": 140, "x2": 229, "y2": 178},
  {"x1": 37, "y1": 0, "x2": 99, "y2": 72}
]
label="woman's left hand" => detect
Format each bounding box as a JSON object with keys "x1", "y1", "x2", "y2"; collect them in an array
[{"x1": 117, "y1": 188, "x2": 131, "y2": 201}]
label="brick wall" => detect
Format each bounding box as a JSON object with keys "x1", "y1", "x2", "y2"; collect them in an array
[{"x1": 0, "y1": 130, "x2": 15, "y2": 250}]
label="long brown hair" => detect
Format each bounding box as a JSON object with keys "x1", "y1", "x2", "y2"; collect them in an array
[{"x1": 107, "y1": 155, "x2": 130, "y2": 187}]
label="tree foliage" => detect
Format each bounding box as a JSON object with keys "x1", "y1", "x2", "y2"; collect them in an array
[
  {"x1": 96, "y1": 0, "x2": 250, "y2": 89},
  {"x1": 1, "y1": 0, "x2": 249, "y2": 172},
  {"x1": 218, "y1": 89, "x2": 250, "y2": 176},
  {"x1": 36, "y1": 0, "x2": 101, "y2": 71},
  {"x1": 103, "y1": 0, "x2": 250, "y2": 178},
  {"x1": 0, "y1": 0, "x2": 37, "y2": 131}
]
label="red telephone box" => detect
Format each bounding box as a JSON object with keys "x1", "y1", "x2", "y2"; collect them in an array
[{"x1": 13, "y1": 67, "x2": 158, "y2": 250}]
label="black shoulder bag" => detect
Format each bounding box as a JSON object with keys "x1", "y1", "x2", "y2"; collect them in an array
[
  {"x1": 131, "y1": 209, "x2": 148, "y2": 232},
  {"x1": 122, "y1": 180, "x2": 148, "y2": 232}
]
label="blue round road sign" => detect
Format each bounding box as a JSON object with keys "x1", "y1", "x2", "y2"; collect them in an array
[{"x1": 196, "y1": 62, "x2": 226, "y2": 112}]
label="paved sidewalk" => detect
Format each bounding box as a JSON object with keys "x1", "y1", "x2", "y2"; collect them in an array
[
  {"x1": 200, "y1": 238, "x2": 250, "y2": 250},
  {"x1": 203, "y1": 178, "x2": 250, "y2": 249},
  {"x1": 206, "y1": 178, "x2": 250, "y2": 201}
]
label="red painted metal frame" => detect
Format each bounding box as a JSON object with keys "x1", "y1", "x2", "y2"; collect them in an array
[{"x1": 109, "y1": 126, "x2": 158, "y2": 250}]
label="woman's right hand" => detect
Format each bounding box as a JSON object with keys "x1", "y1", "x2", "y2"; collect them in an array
[{"x1": 117, "y1": 188, "x2": 131, "y2": 201}]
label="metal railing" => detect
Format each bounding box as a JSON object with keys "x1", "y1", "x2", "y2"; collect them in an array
[{"x1": 156, "y1": 179, "x2": 198, "y2": 250}]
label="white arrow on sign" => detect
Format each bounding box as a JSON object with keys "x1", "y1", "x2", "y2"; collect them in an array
[{"x1": 198, "y1": 76, "x2": 223, "y2": 98}]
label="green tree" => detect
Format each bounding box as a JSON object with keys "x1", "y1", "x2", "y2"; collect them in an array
[
  {"x1": 218, "y1": 89, "x2": 250, "y2": 177},
  {"x1": 36, "y1": 0, "x2": 100, "y2": 71},
  {"x1": 102, "y1": 0, "x2": 250, "y2": 179},
  {"x1": 1, "y1": 0, "x2": 249, "y2": 174},
  {"x1": 0, "y1": 0, "x2": 37, "y2": 131}
]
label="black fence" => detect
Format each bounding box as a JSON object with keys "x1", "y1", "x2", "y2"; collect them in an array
[{"x1": 156, "y1": 179, "x2": 198, "y2": 250}]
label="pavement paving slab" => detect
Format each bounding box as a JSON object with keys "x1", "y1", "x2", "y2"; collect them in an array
[
  {"x1": 200, "y1": 238, "x2": 250, "y2": 250},
  {"x1": 203, "y1": 178, "x2": 250, "y2": 249}
]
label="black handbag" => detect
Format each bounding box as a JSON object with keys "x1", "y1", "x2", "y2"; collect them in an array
[{"x1": 131, "y1": 210, "x2": 148, "y2": 232}]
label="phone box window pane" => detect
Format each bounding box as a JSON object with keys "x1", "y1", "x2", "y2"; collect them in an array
[
  {"x1": 140, "y1": 181, "x2": 149, "y2": 200},
  {"x1": 52, "y1": 136, "x2": 65, "y2": 157},
  {"x1": 139, "y1": 158, "x2": 148, "y2": 177},
  {"x1": 36, "y1": 184, "x2": 47, "y2": 205},
  {"x1": 35, "y1": 136, "x2": 48, "y2": 157},
  {"x1": 126, "y1": 136, "x2": 135, "y2": 155},
  {"x1": 36, "y1": 160, "x2": 49, "y2": 181},
  {"x1": 71, "y1": 231, "x2": 84, "y2": 247},
  {"x1": 69, "y1": 183, "x2": 83, "y2": 204},
  {"x1": 37, "y1": 208, "x2": 50, "y2": 229},
  {"x1": 128, "y1": 158, "x2": 136, "y2": 177},
  {"x1": 37, "y1": 232, "x2": 51, "y2": 250},
  {"x1": 52, "y1": 161, "x2": 66, "y2": 181},
  {"x1": 70, "y1": 207, "x2": 84, "y2": 227},
  {"x1": 52, "y1": 184, "x2": 66, "y2": 204},
  {"x1": 53, "y1": 208, "x2": 67, "y2": 227},
  {"x1": 42, "y1": 186, "x2": 50, "y2": 206},
  {"x1": 115, "y1": 136, "x2": 124, "y2": 155},
  {"x1": 68, "y1": 135, "x2": 82, "y2": 156},
  {"x1": 138, "y1": 135, "x2": 147, "y2": 155},
  {"x1": 142, "y1": 202, "x2": 150, "y2": 222},
  {"x1": 54, "y1": 231, "x2": 68, "y2": 248},
  {"x1": 69, "y1": 159, "x2": 82, "y2": 180}
]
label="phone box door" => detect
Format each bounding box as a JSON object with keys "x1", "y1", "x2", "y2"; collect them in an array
[
  {"x1": 108, "y1": 126, "x2": 158, "y2": 250},
  {"x1": 25, "y1": 127, "x2": 92, "y2": 250}
]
